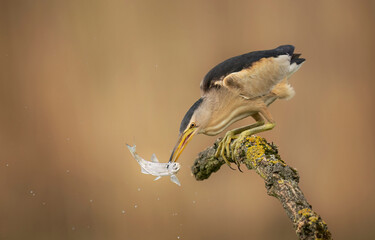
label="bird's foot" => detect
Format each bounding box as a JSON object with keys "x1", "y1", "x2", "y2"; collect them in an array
[
  {"x1": 231, "y1": 122, "x2": 276, "y2": 160},
  {"x1": 215, "y1": 123, "x2": 275, "y2": 170},
  {"x1": 231, "y1": 134, "x2": 248, "y2": 161},
  {"x1": 215, "y1": 131, "x2": 237, "y2": 170}
]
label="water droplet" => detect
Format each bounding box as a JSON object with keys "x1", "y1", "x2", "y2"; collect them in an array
[
  {"x1": 134, "y1": 204, "x2": 138, "y2": 208},
  {"x1": 137, "y1": 188, "x2": 141, "y2": 191},
  {"x1": 192, "y1": 200, "x2": 196, "y2": 204},
  {"x1": 122, "y1": 210, "x2": 126, "y2": 214},
  {"x1": 89, "y1": 199, "x2": 93, "y2": 203},
  {"x1": 30, "y1": 190, "x2": 33, "y2": 194},
  {"x1": 66, "y1": 170, "x2": 70, "y2": 173},
  {"x1": 5, "y1": 163, "x2": 9, "y2": 167},
  {"x1": 32, "y1": 193, "x2": 36, "y2": 196},
  {"x1": 177, "y1": 236, "x2": 180, "y2": 239}
]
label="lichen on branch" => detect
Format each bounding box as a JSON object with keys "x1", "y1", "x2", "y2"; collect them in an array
[{"x1": 191, "y1": 136, "x2": 332, "y2": 240}]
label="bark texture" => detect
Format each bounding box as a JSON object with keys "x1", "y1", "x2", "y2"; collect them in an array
[{"x1": 191, "y1": 136, "x2": 332, "y2": 240}]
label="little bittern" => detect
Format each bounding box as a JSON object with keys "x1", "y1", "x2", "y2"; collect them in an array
[{"x1": 169, "y1": 45, "x2": 305, "y2": 169}]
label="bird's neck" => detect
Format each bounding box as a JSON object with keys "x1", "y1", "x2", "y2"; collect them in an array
[{"x1": 202, "y1": 95, "x2": 255, "y2": 136}]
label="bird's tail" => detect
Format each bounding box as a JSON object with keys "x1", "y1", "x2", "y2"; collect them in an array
[
  {"x1": 291, "y1": 53, "x2": 305, "y2": 65},
  {"x1": 288, "y1": 53, "x2": 305, "y2": 78},
  {"x1": 271, "y1": 47, "x2": 305, "y2": 100}
]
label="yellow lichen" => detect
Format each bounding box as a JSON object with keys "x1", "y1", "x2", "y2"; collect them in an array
[
  {"x1": 298, "y1": 209, "x2": 322, "y2": 226},
  {"x1": 245, "y1": 136, "x2": 286, "y2": 166},
  {"x1": 246, "y1": 136, "x2": 265, "y2": 166},
  {"x1": 298, "y1": 208, "x2": 312, "y2": 217},
  {"x1": 270, "y1": 159, "x2": 284, "y2": 165},
  {"x1": 256, "y1": 169, "x2": 267, "y2": 179},
  {"x1": 309, "y1": 216, "x2": 318, "y2": 223}
]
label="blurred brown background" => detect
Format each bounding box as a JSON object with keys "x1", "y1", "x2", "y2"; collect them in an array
[{"x1": 1, "y1": 0, "x2": 374, "y2": 239}]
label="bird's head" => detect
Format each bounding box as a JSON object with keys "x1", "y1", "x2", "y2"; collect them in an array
[{"x1": 169, "y1": 97, "x2": 212, "y2": 163}]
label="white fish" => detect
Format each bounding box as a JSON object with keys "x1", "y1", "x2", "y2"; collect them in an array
[{"x1": 126, "y1": 144, "x2": 181, "y2": 186}]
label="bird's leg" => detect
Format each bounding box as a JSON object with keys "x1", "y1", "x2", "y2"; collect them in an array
[
  {"x1": 215, "y1": 113, "x2": 264, "y2": 169},
  {"x1": 231, "y1": 108, "x2": 275, "y2": 159},
  {"x1": 215, "y1": 131, "x2": 236, "y2": 170}
]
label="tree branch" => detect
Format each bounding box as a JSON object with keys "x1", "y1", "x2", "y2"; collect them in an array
[{"x1": 191, "y1": 136, "x2": 332, "y2": 240}]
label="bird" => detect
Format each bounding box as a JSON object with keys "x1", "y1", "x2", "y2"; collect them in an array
[{"x1": 168, "y1": 45, "x2": 305, "y2": 169}]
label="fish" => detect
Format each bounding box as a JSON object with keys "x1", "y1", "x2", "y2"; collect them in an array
[{"x1": 126, "y1": 144, "x2": 181, "y2": 186}]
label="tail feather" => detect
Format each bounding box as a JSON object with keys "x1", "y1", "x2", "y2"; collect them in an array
[
  {"x1": 291, "y1": 53, "x2": 305, "y2": 65},
  {"x1": 292, "y1": 53, "x2": 301, "y2": 59},
  {"x1": 288, "y1": 53, "x2": 305, "y2": 78},
  {"x1": 270, "y1": 48, "x2": 304, "y2": 101}
]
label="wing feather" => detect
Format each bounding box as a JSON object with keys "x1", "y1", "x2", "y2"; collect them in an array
[
  {"x1": 220, "y1": 54, "x2": 291, "y2": 98},
  {"x1": 200, "y1": 45, "x2": 296, "y2": 94}
]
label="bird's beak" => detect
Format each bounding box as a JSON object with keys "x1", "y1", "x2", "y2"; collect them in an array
[{"x1": 169, "y1": 127, "x2": 197, "y2": 163}]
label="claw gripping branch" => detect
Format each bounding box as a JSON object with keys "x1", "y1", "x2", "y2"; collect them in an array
[{"x1": 191, "y1": 136, "x2": 332, "y2": 240}]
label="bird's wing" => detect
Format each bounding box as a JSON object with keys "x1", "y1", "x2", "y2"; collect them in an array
[
  {"x1": 220, "y1": 54, "x2": 291, "y2": 99},
  {"x1": 200, "y1": 45, "x2": 304, "y2": 98}
]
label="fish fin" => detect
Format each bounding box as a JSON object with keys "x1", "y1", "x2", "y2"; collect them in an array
[
  {"x1": 154, "y1": 176, "x2": 161, "y2": 181},
  {"x1": 140, "y1": 167, "x2": 149, "y2": 175},
  {"x1": 151, "y1": 154, "x2": 159, "y2": 163},
  {"x1": 170, "y1": 175, "x2": 181, "y2": 186}
]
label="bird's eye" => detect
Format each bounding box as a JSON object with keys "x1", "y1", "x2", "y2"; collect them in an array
[{"x1": 190, "y1": 122, "x2": 196, "y2": 128}]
